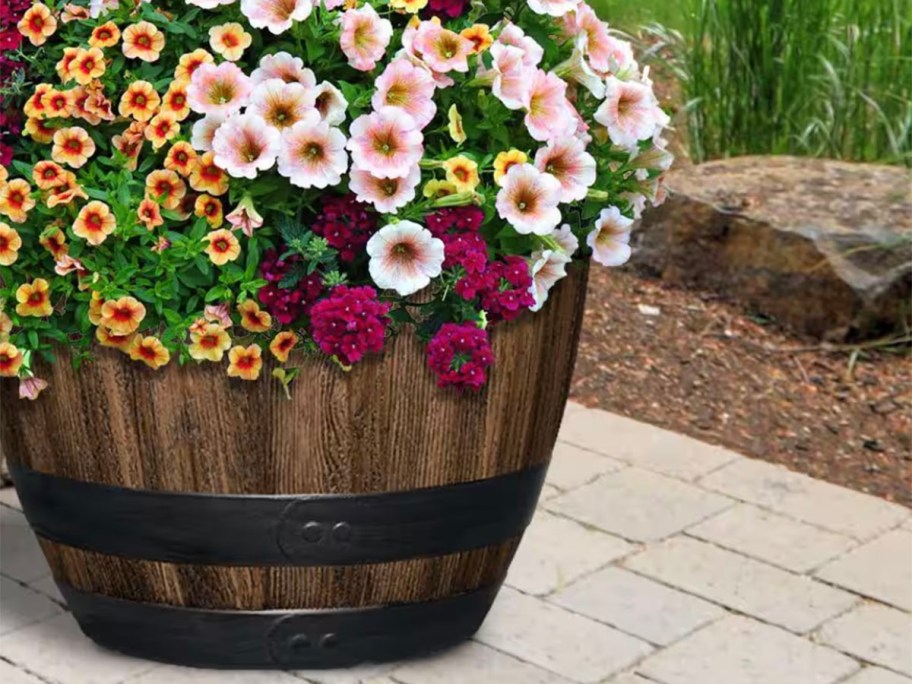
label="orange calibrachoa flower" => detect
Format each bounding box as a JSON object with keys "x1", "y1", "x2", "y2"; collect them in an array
[
  {"x1": 494, "y1": 149, "x2": 529, "y2": 185},
  {"x1": 88, "y1": 292, "x2": 104, "y2": 325},
  {"x1": 122, "y1": 21, "x2": 165, "y2": 62},
  {"x1": 137, "y1": 198, "x2": 164, "y2": 230},
  {"x1": 40, "y1": 227, "x2": 68, "y2": 259},
  {"x1": 0, "y1": 180, "x2": 35, "y2": 224},
  {"x1": 238, "y1": 299, "x2": 272, "y2": 333},
  {"x1": 164, "y1": 141, "x2": 197, "y2": 177},
  {"x1": 18, "y1": 3, "x2": 57, "y2": 47},
  {"x1": 96, "y1": 326, "x2": 136, "y2": 352},
  {"x1": 100, "y1": 296, "x2": 147, "y2": 335},
  {"x1": 68, "y1": 47, "x2": 106, "y2": 86},
  {"x1": 0, "y1": 312, "x2": 13, "y2": 340},
  {"x1": 51, "y1": 127, "x2": 96, "y2": 168},
  {"x1": 25, "y1": 117, "x2": 55, "y2": 143},
  {"x1": 145, "y1": 169, "x2": 187, "y2": 210},
  {"x1": 56, "y1": 47, "x2": 80, "y2": 83},
  {"x1": 209, "y1": 23, "x2": 251, "y2": 62},
  {"x1": 189, "y1": 152, "x2": 229, "y2": 196},
  {"x1": 118, "y1": 80, "x2": 160, "y2": 122},
  {"x1": 73, "y1": 200, "x2": 117, "y2": 246},
  {"x1": 129, "y1": 336, "x2": 171, "y2": 369},
  {"x1": 32, "y1": 160, "x2": 66, "y2": 189},
  {"x1": 61, "y1": 4, "x2": 90, "y2": 22},
  {"x1": 227, "y1": 344, "x2": 263, "y2": 381},
  {"x1": 0, "y1": 223, "x2": 23, "y2": 266},
  {"x1": 203, "y1": 229, "x2": 241, "y2": 266},
  {"x1": 44, "y1": 88, "x2": 73, "y2": 118},
  {"x1": 15, "y1": 278, "x2": 54, "y2": 317},
  {"x1": 269, "y1": 331, "x2": 299, "y2": 363},
  {"x1": 189, "y1": 323, "x2": 232, "y2": 362},
  {"x1": 112, "y1": 121, "x2": 145, "y2": 170},
  {"x1": 161, "y1": 82, "x2": 191, "y2": 121},
  {"x1": 194, "y1": 194, "x2": 223, "y2": 227},
  {"x1": 174, "y1": 49, "x2": 214, "y2": 83},
  {"x1": 89, "y1": 21, "x2": 121, "y2": 48},
  {"x1": 45, "y1": 172, "x2": 88, "y2": 208},
  {"x1": 461, "y1": 24, "x2": 493, "y2": 53},
  {"x1": 0, "y1": 342, "x2": 23, "y2": 378},
  {"x1": 23, "y1": 83, "x2": 52, "y2": 118},
  {"x1": 144, "y1": 112, "x2": 180, "y2": 150},
  {"x1": 82, "y1": 82, "x2": 115, "y2": 122}
]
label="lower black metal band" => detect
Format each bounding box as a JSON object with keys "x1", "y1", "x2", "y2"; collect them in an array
[
  {"x1": 10, "y1": 460, "x2": 546, "y2": 566},
  {"x1": 59, "y1": 581, "x2": 500, "y2": 669}
]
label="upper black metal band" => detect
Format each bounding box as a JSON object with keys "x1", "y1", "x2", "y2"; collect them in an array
[
  {"x1": 10, "y1": 460, "x2": 546, "y2": 566},
  {"x1": 59, "y1": 580, "x2": 500, "y2": 669}
]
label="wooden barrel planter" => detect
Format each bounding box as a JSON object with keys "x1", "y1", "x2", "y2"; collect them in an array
[{"x1": 0, "y1": 264, "x2": 588, "y2": 669}]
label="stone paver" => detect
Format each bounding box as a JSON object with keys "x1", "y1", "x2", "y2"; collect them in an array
[
  {"x1": 507, "y1": 510, "x2": 634, "y2": 596},
  {"x1": 387, "y1": 641, "x2": 575, "y2": 683},
  {"x1": 816, "y1": 530, "x2": 912, "y2": 611},
  {"x1": 545, "y1": 441, "x2": 623, "y2": 492},
  {"x1": 688, "y1": 503, "x2": 856, "y2": 573},
  {"x1": 700, "y1": 458, "x2": 909, "y2": 540},
  {"x1": 546, "y1": 468, "x2": 733, "y2": 542},
  {"x1": 476, "y1": 587, "x2": 653, "y2": 683},
  {"x1": 0, "y1": 485, "x2": 22, "y2": 510},
  {"x1": 817, "y1": 603, "x2": 912, "y2": 676},
  {"x1": 624, "y1": 536, "x2": 858, "y2": 633},
  {"x1": 0, "y1": 506, "x2": 52, "y2": 584},
  {"x1": 606, "y1": 675, "x2": 658, "y2": 684},
  {"x1": 129, "y1": 666, "x2": 303, "y2": 682},
  {"x1": 550, "y1": 566, "x2": 724, "y2": 646},
  {"x1": 0, "y1": 660, "x2": 44, "y2": 684},
  {"x1": 841, "y1": 668, "x2": 912, "y2": 684},
  {"x1": 638, "y1": 615, "x2": 859, "y2": 684},
  {"x1": 559, "y1": 407, "x2": 740, "y2": 480},
  {"x1": 0, "y1": 576, "x2": 64, "y2": 636},
  {"x1": 295, "y1": 664, "x2": 395, "y2": 684}
]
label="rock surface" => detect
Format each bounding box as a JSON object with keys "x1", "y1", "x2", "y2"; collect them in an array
[{"x1": 632, "y1": 156, "x2": 912, "y2": 340}]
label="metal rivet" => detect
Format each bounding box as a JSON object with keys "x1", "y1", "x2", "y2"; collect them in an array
[
  {"x1": 301, "y1": 521, "x2": 324, "y2": 543},
  {"x1": 289, "y1": 634, "x2": 310, "y2": 651},
  {"x1": 320, "y1": 633, "x2": 339, "y2": 649},
  {"x1": 332, "y1": 522, "x2": 352, "y2": 543}
]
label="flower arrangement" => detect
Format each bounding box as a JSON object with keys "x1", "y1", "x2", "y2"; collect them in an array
[{"x1": 0, "y1": 0, "x2": 672, "y2": 399}]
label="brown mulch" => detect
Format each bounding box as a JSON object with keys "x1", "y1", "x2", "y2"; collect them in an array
[{"x1": 570, "y1": 267, "x2": 912, "y2": 507}]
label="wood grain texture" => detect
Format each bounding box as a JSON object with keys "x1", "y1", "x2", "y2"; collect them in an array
[{"x1": 39, "y1": 537, "x2": 520, "y2": 610}]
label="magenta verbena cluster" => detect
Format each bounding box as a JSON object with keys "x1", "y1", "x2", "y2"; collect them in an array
[
  {"x1": 310, "y1": 285, "x2": 392, "y2": 367},
  {"x1": 427, "y1": 322, "x2": 495, "y2": 392}
]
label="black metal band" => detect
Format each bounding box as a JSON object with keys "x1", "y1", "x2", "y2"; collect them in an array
[
  {"x1": 59, "y1": 581, "x2": 499, "y2": 669},
  {"x1": 10, "y1": 460, "x2": 546, "y2": 566}
]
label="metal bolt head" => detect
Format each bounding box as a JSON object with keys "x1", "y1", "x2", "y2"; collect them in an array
[
  {"x1": 301, "y1": 521, "x2": 324, "y2": 543},
  {"x1": 332, "y1": 522, "x2": 352, "y2": 543}
]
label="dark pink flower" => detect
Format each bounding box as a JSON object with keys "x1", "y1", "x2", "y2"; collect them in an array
[
  {"x1": 427, "y1": 322, "x2": 494, "y2": 391},
  {"x1": 310, "y1": 286, "x2": 391, "y2": 366}
]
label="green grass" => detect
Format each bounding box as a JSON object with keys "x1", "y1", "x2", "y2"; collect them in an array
[{"x1": 591, "y1": 0, "x2": 686, "y2": 31}]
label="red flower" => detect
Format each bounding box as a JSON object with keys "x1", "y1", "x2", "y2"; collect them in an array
[
  {"x1": 425, "y1": 0, "x2": 470, "y2": 19},
  {"x1": 310, "y1": 286, "x2": 391, "y2": 366},
  {"x1": 311, "y1": 194, "x2": 378, "y2": 263},
  {"x1": 427, "y1": 322, "x2": 494, "y2": 391}
]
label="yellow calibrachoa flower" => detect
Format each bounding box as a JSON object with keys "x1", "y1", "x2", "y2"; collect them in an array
[
  {"x1": 39, "y1": 227, "x2": 68, "y2": 260},
  {"x1": 145, "y1": 169, "x2": 187, "y2": 210},
  {"x1": 16, "y1": 278, "x2": 53, "y2": 318},
  {"x1": 89, "y1": 21, "x2": 121, "y2": 48},
  {"x1": 18, "y1": 3, "x2": 57, "y2": 47},
  {"x1": 32, "y1": 160, "x2": 66, "y2": 189},
  {"x1": 461, "y1": 24, "x2": 493, "y2": 54},
  {"x1": 0, "y1": 342, "x2": 23, "y2": 377},
  {"x1": 112, "y1": 121, "x2": 145, "y2": 170},
  {"x1": 0, "y1": 180, "x2": 36, "y2": 224},
  {"x1": 23, "y1": 83, "x2": 52, "y2": 118},
  {"x1": 25, "y1": 117, "x2": 55, "y2": 144},
  {"x1": 203, "y1": 229, "x2": 241, "y2": 266},
  {"x1": 137, "y1": 198, "x2": 164, "y2": 230},
  {"x1": 95, "y1": 326, "x2": 137, "y2": 352},
  {"x1": 189, "y1": 323, "x2": 232, "y2": 362},
  {"x1": 88, "y1": 292, "x2": 104, "y2": 325},
  {"x1": 390, "y1": 0, "x2": 428, "y2": 13},
  {"x1": 119, "y1": 81, "x2": 160, "y2": 122},
  {"x1": 0, "y1": 222, "x2": 22, "y2": 266},
  {"x1": 144, "y1": 112, "x2": 180, "y2": 150},
  {"x1": 443, "y1": 155, "x2": 480, "y2": 192},
  {"x1": 269, "y1": 331, "x2": 299, "y2": 363},
  {"x1": 129, "y1": 335, "x2": 171, "y2": 370},
  {"x1": 209, "y1": 23, "x2": 251, "y2": 62},
  {"x1": 0, "y1": 311, "x2": 12, "y2": 340},
  {"x1": 122, "y1": 21, "x2": 165, "y2": 62},
  {"x1": 174, "y1": 49, "x2": 214, "y2": 83},
  {"x1": 494, "y1": 149, "x2": 529, "y2": 184},
  {"x1": 194, "y1": 194, "x2": 223, "y2": 227},
  {"x1": 73, "y1": 200, "x2": 116, "y2": 246},
  {"x1": 56, "y1": 47, "x2": 80, "y2": 83},
  {"x1": 227, "y1": 344, "x2": 263, "y2": 381},
  {"x1": 68, "y1": 47, "x2": 106, "y2": 85},
  {"x1": 44, "y1": 89, "x2": 73, "y2": 118},
  {"x1": 51, "y1": 127, "x2": 96, "y2": 169},
  {"x1": 448, "y1": 105, "x2": 466, "y2": 144},
  {"x1": 100, "y1": 296, "x2": 147, "y2": 335},
  {"x1": 161, "y1": 82, "x2": 191, "y2": 121},
  {"x1": 238, "y1": 299, "x2": 272, "y2": 333},
  {"x1": 190, "y1": 152, "x2": 229, "y2": 196},
  {"x1": 423, "y1": 179, "x2": 458, "y2": 199},
  {"x1": 165, "y1": 141, "x2": 197, "y2": 177},
  {"x1": 45, "y1": 172, "x2": 88, "y2": 208}
]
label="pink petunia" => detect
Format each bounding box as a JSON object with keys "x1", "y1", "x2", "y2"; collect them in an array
[
  {"x1": 523, "y1": 70, "x2": 577, "y2": 142},
  {"x1": 495, "y1": 163, "x2": 563, "y2": 235},
  {"x1": 187, "y1": 62, "x2": 253, "y2": 117},
  {"x1": 496, "y1": 23, "x2": 544, "y2": 67},
  {"x1": 248, "y1": 79, "x2": 316, "y2": 130},
  {"x1": 587, "y1": 206, "x2": 634, "y2": 266},
  {"x1": 412, "y1": 20, "x2": 474, "y2": 74},
  {"x1": 367, "y1": 220, "x2": 445, "y2": 296},
  {"x1": 528, "y1": 247, "x2": 571, "y2": 312},
  {"x1": 277, "y1": 111, "x2": 349, "y2": 189},
  {"x1": 372, "y1": 59, "x2": 437, "y2": 130},
  {"x1": 528, "y1": 0, "x2": 582, "y2": 16},
  {"x1": 347, "y1": 107, "x2": 424, "y2": 179},
  {"x1": 339, "y1": 3, "x2": 393, "y2": 72},
  {"x1": 191, "y1": 114, "x2": 227, "y2": 151},
  {"x1": 534, "y1": 136, "x2": 597, "y2": 202},
  {"x1": 211, "y1": 113, "x2": 281, "y2": 179},
  {"x1": 595, "y1": 76, "x2": 669, "y2": 150},
  {"x1": 312, "y1": 81, "x2": 349, "y2": 125},
  {"x1": 240, "y1": 0, "x2": 313, "y2": 35},
  {"x1": 488, "y1": 44, "x2": 532, "y2": 111},
  {"x1": 251, "y1": 51, "x2": 316, "y2": 87},
  {"x1": 349, "y1": 164, "x2": 422, "y2": 214}
]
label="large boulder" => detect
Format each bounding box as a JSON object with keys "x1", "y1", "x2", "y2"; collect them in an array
[{"x1": 633, "y1": 156, "x2": 912, "y2": 340}]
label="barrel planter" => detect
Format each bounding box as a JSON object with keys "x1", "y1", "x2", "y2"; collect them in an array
[{"x1": 0, "y1": 264, "x2": 589, "y2": 669}]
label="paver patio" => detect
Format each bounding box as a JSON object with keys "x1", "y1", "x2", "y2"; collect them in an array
[{"x1": 1, "y1": 402, "x2": 910, "y2": 684}]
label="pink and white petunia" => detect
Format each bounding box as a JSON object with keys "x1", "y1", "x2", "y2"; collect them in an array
[
  {"x1": 495, "y1": 163, "x2": 563, "y2": 235},
  {"x1": 339, "y1": 3, "x2": 393, "y2": 72},
  {"x1": 587, "y1": 206, "x2": 634, "y2": 266},
  {"x1": 347, "y1": 107, "x2": 424, "y2": 179},
  {"x1": 595, "y1": 76, "x2": 669, "y2": 150},
  {"x1": 248, "y1": 79, "x2": 315, "y2": 130},
  {"x1": 523, "y1": 70, "x2": 577, "y2": 142},
  {"x1": 488, "y1": 44, "x2": 532, "y2": 111},
  {"x1": 191, "y1": 113, "x2": 227, "y2": 151},
  {"x1": 412, "y1": 21, "x2": 474, "y2": 74},
  {"x1": 187, "y1": 62, "x2": 253, "y2": 117},
  {"x1": 185, "y1": 0, "x2": 234, "y2": 9},
  {"x1": 349, "y1": 164, "x2": 421, "y2": 214},
  {"x1": 573, "y1": 4, "x2": 632, "y2": 74},
  {"x1": 312, "y1": 81, "x2": 349, "y2": 125},
  {"x1": 528, "y1": 0, "x2": 581, "y2": 17},
  {"x1": 251, "y1": 51, "x2": 316, "y2": 87},
  {"x1": 366, "y1": 220, "x2": 445, "y2": 296},
  {"x1": 240, "y1": 0, "x2": 313, "y2": 35},
  {"x1": 211, "y1": 113, "x2": 281, "y2": 179},
  {"x1": 372, "y1": 59, "x2": 437, "y2": 129},
  {"x1": 553, "y1": 223, "x2": 580, "y2": 257},
  {"x1": 277, "y1": 111, "x2": 349, "y2": 189},
  {"x1": 534, "y1": 136, "x2": 597, "y2": 202},
  {"x1": 226, "y1": 196, "x2": 265, "y2": 237},
  {"x1": 528, "y1": 248, "x2": 571, "y2": 311},
  {"x1": 496, "y1": 23, "x2": 544, "y2": 67}
]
